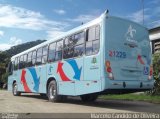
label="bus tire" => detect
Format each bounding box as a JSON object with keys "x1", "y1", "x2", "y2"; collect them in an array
[
  {"x1": 12, "y1": 82, "x2": 21, "y2": 96},
  {"x1": 47, "y1": 80, "x2": 61, "y2": 102},
  {"x1": 80, "y1": 94, "x2": 98, "y2": 102}
]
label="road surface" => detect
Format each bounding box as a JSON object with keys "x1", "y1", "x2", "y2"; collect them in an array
[{"x1": 0, "y1": 90, "x2": 160, "y2": 114}]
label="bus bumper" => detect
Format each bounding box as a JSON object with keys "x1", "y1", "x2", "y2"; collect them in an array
[{"x1": 103, "y1": 80, "x2": 154, "y2": 94}]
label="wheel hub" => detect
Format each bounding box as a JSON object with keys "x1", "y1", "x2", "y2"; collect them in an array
[
  {"x1": 49, "y1": 85, "x2": 56, "y2": 99},
  {"x1": 13, "y1": 85, "x2": 17, "y2": 95}
]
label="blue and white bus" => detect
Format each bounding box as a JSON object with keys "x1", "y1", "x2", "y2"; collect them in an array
[{"x1": 7, "y1": 11, "x2": 154, "y2": 102}]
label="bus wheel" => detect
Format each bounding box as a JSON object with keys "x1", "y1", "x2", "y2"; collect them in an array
[
  {"x1": 47, "y1": 80, "x2": 61, "y2": 102},
  {"x1": 12, "y1": 83, "x2": 21, "y2": 96},
  {"x1": 80, "y1": 94, "x2": 98, "y2": 102}
]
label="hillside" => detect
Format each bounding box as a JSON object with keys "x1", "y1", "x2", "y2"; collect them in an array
[
  {"x1": 4, "y1": 39, "x2": 46, "y2": 57},
  {"x1": 0, "y1": 39, "x2": 46, "y2": 87}
]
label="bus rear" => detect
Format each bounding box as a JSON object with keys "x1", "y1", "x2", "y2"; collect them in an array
[{"x1": 104, "y1": 16, "x2": 154, "y2": 93}]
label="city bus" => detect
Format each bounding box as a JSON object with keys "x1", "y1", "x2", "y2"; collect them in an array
[{"x1": 7, "y1": 11, "x2": 154, "y2": 102}]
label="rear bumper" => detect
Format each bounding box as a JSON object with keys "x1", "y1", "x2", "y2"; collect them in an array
[
  {"x1": 103, "y1": 80, "x2": 154, "y2": 94},
  {"x1": 101, "y1": 89, "x2": 152, "y2": 94}
]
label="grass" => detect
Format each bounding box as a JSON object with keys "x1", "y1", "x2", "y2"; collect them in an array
[{"x1": 100, "y1": 93, "x2": 160, "y2": 104}]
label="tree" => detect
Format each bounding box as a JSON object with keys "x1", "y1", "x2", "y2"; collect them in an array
[
  {"x1": 0, "y1": 52, "x2": 9, "y2": 88},
  {"x1": 148, "y1": 53, "x2": 160, "y2": 95}
]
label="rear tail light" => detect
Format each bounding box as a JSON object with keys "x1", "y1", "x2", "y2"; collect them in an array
[
  {"x1": 107, "y1": 67, "x2": 112, "y2": 73},
  {"x1": 148, "y1": 66, "x2": 153, "y2": 80},
  {"x1": 105, "y1": 61, "x2": 114, "y2": 80}
]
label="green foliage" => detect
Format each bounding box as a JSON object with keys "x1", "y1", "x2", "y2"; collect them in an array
[
  {"x1": 0, "y1": 52, "x2": 10, "y2": 63},
  {"x1": 0, "y1": 52, "x2": 9, "y2": 84},
  {"x1": 4, "y1": 40, "x2": 46, "y2": 57},
  {"x1": 147, "y1": 53, "x2": 160, "y2": 95},
  {"x1": 1, "y1": 72, "x2": 9, "y2": 84},
  {"x1": 100, "y1": 94, "x2": 160, "y2": 104},
  {"x1": 153, "y1": 53, "x2": 160, "y2": 80}
]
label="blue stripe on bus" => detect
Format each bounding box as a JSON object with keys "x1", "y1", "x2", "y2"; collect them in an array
[
  {"x1": 66, "y1": 59, "x2": 82, "y2": 80},
  {"x1": 28, "y1": 68, "x2": 40, "y2": 92}
]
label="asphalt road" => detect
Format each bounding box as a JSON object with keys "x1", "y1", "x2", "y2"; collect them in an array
[{"x1": 0, "y1": 90, "x2": 160, "y2": 114}]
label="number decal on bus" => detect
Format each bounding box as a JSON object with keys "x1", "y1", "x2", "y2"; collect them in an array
[{"x1": 109, "y1": 50, "x2": 126, "y2": 58}]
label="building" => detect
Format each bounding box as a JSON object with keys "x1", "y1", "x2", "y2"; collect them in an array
[{"x1": 149, "y1": 26, "x2": 160, "y2": 54}]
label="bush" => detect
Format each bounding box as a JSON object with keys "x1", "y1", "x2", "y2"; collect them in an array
[
  {"x1": 1, "y1": 72, "x2": 9, "y2": 84},
  {"x1": 147, "y1": 53, "x2": 160, "y2": 95}
]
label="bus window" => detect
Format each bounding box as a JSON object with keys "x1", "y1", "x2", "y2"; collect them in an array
[
  {"x1": 23, "y1": 54, "x2": 27, "y2": 68},
  {"x1": 75, "y1": 32, "x2": 85, "y2": 45},
  {"x1": 48, "y1": 42, "x2": 56, "y2": 62},
  {"x1": 32, "y1": 50, "x2": 36, "y2": 66},
  {"x1": 19, "y1": 55, "x2": 24, "y2": 69},
  {"x1": 36, "y1": 48, "x2": 42, "y2": 65},
  {"x1": 86, "y1": 25, "x2": 100, "y2": 55},
  {"x1": 74, "y1": 32, "x2": 85, "y2": 57},
  {"x1": 63, "y1": 37, "x2": 69, "y2": 59},
  {"x1": 63, "y1": 36, "x2": 75, "y2": 59},
  {"x1": 55, "y1": 40, "x2": 63, "y2": 61},
  {"x1": 7, "y1": 61, "x2": 13, "y2": 75},
  {"x1": 95, "y1": 25, "x2": 100, "y2": 40},
  {"x1": 17, "y1": 57, "x2": 19, "y2": 70},
  {"x1": 93, "y1": 40, "x2": 100, "y2": 54},
  {"x1": 42, "y1": 45, "x2": 48, "y2": 64},
  {"x1": 86, "y1": 41, "x2": 92, "y2": 55},
  {"x1": 88, "y1": 27, "x2": 96, "y2": 41},
  {"x1": 27, "y1": 52, "x2": 32, "y2": 67},
  {"x1": 74, "y1": 44, "x2": 84, "y2": 57},
  {"x1": 14, "y1": 57, "x2": 18, "y2": 70}
]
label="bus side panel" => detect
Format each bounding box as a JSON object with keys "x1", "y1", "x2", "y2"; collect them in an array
[
  {"x1": 17, "y1": 70, "x2": 23, "y2": 92},
  {"x1": 75, "y1": 80, "x2": 101, "y2": 95},
  {"x1": 17, "y1": 68, "x2": 40, "y2": 93},
  {"x1": 75, "y1": 23, "x2": 103, "y2": 95},
  {"x1": 8, "y1": 70, "x2": 24, "y2": 92},
  {"x1": 8, "y1": 76, "x2": 14, "y2": 91},
  {"x1": 47, "y1": 61, "x2": 76, "y2": 96},
  {"x1": 46, "y1": 56, "x2": 102, "y2": 96},
  {"x1": 38, "y1": 65, "x2": 47, "y2": 93},
  {"x1": 81, "y1": 25, "x2": 102, "y2": 95},
  {"x1": 31, "y1": 65, "x2": 47, "y2": 94},
  {"x1": 58, "y1": 82, "x2": 75, "y2": 95},
  {"x1": 75, "y1": 56, "x2": 101, "y2": 95}
]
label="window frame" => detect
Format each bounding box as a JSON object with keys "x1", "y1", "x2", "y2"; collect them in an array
[
  {"x1": 27, "y1": 51, "x2": 32, "y2": 67},
  {"x1": 14, "y1": 57, "x2": 19, "y2": 71},
  {"x1": 55, "y1": 39, "x2": 63, "y2": 61},
  {"x1": 23, "y1": 54, "x2": 28, "y2": 68},
  {"x1": 48, "y1": 42, "x2": 56, "y2": 63},
  {"x1": 36, "y1": 47, "x2": 43, "y2": 65},
  {"x1": 63, "y1": 30, "x2": 85, "y2": 59},
  {"x1": 32, "y1": 50, "x2": 37, "y2": 66},
  {"x1": 19, "y1": 55, "x2": 24, "y2": 69},
  {"x1": 85, "y1": 24, "x2": 100, "y2": 56},
  {"x1": 42, "y1": 45, "x2": 48, "y2": 64},
  {"x1": 63, "y1": 36, "x2": 74, "y2": 59},
  {"x1": 73, "y1": 31, "x2": 85, "y2": 58}
]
